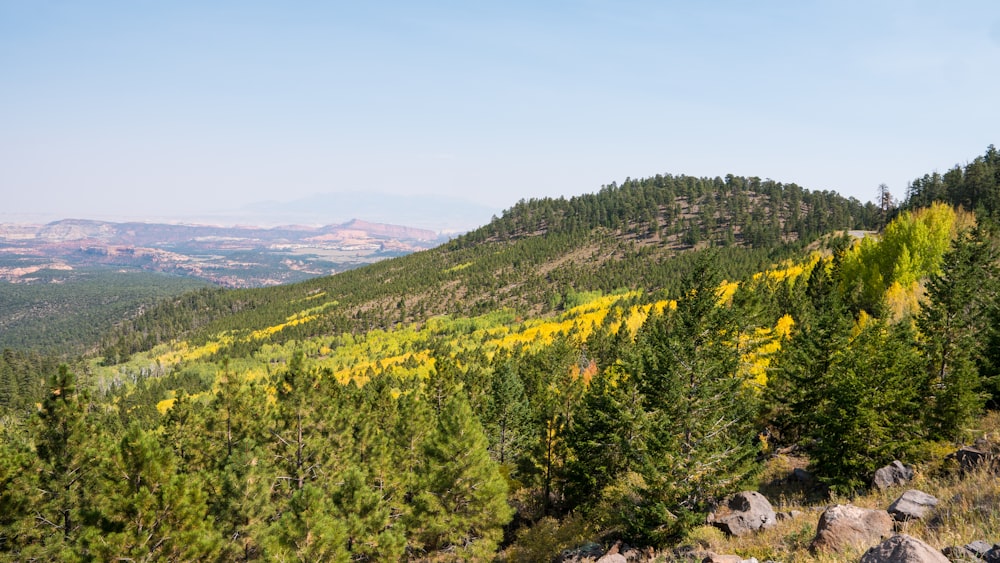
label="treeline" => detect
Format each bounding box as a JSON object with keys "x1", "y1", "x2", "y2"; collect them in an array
[
  {"x1": 458, "y1": 173, "x2": 877, "y2": 247},
  {"x1": 97, "y1": 173, "x2": 879, "y2": 364},
  {"x1": 904, "y1": 145, "x2": 1000, "y2": 218}
]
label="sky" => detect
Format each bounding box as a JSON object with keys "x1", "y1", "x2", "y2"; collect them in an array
[{"x1": 2, "y1": 1, "x2": 999, "y2": 225}]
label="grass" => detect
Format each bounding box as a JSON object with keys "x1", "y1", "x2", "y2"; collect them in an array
[
  {"x1": 496, "y1": 412, "x2": 1000, "y2": 562},
  {"x1": 687, "y1": 411, "x2": 1000, "y2": 562}
]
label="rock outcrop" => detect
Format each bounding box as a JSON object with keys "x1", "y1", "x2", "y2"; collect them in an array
[
  {"x1": 887, "y1": 490, "x2": 938, "y2": 522},
  {"x1": 707, "y1": 491, "x2": 777, "y2": 537},
  {"x1": 810, "y1": 504, "x2": 893, "y2": 553},
  {"x1": 873, "y1": 460, "x2": 914, "y2": 490},
  {"x1": 859, "y1": 534, "x2": 949, "y2": 563}
]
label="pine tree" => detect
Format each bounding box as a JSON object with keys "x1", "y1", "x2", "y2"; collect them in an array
[
  {"x1": 918, "y1": 228, "x2": 995, "y2": 439},
  {"x1": 26, "y1": 365, "x2": 103, "y2": 559},
  {"x1": 86, "y1": 424, "x2": 222, "y2": 561},
  {"x1": 806, "y1": 319, "x2": 925, "y2": 493},
  {"x1": 0, "y1": 426, "x2": 36, "y2": 556},
  {"x1": 407, "y1": 395, "x2": 513, "y2": 560},
  {"x1": 632, "y1": 255, "x2": 762, "y2": 541},
  {"x1": 483, "y1": 357, "x2": 532, "y2": 472},
  {"x1": 564, "y1": 363, "x2": 648, "y2": 511},
  {"x1": 263, "y1": 484, "x2": 349, "y2": 562},
  {"x1": 768, "y1": 257, "x2": 854, "y2": 443},
  {"x1": 205, "y1": 361, "x2": 271, "y2": 560}
]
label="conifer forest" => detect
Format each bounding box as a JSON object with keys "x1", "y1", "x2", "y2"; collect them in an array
[{"x1": 2, "y1": 146, "x2": 1000, "y2": 561}]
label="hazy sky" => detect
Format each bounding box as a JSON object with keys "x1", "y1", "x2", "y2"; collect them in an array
[{"x1": 2, "y1": 1, "x2": 999, "y2": 222}]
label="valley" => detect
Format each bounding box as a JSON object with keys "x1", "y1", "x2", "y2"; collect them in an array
[{"x1": 0, "y1": 218, "x2": 445, "y2": 288}]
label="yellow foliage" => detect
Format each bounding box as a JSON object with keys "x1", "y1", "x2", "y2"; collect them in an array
[
  {"x1": 884, "y1": 280, "x2": 922, "y2": 320},
  {"x1": 718, "y1": 281, "x2": 740, "y2": 304},
  {"x1": 156, "y1": 398, "x2": 176, "y2": 415},
  {"x1": 774, "y1": 314, "x2": 795, "y2": 339},
  {"x1": 853, "y1": 310, "x2": 873, "y2": 338},
  {"x1": 443, "y1": 262, "x2": 473, "y2": 274}
]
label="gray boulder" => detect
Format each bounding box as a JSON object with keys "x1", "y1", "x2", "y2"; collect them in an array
[
  {"x1": 948, "y1": 447, "x2": 989, "y2": 473},
  {"x1": 940, "y1": 545, "x2": 980, "y2": 561},
  {"x1": 966, "y1": 541, "x2": 994, "y2": 557},
  {"x1": 707, "y1": 491, "x2": 777, "y2": 537},
  {"x1": 558, "y1": 542, "x2": 604, "y2": 562},
  {"x1": 859, "y1": 534, "x2": 949, "y2": 563},
  {"x1": 873, "y1": 460, "x2": 914, "y2": 490},
  {"x1": 944, "y1": 541, "x2": 997, "y2": 561},
  {"x1": 887, "y1": 490, "x2": 938, "y2": 522},
  {"x1": 810, "y1": 504, "x2": 893, "y2": 553}
]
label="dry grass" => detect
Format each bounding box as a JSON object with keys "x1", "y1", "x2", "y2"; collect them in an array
[
  {"x1": 496, "y1": 413, "x2": 1000, "y2": 562},
  {"x1": 683, "y1": 412, "x2": 1000, "y2": 562}
]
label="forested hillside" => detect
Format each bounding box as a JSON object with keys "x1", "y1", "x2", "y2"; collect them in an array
[
  {"x1": 3, "y1": 153, "x2": 1000, "y2": 561},
  {"x1": 0, "y1": 270, "x2": 209, "y2": 356},
  {"x1": 97, "y1": 173, "x2": 877, "y2": 365}
]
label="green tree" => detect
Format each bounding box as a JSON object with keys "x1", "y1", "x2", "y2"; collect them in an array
[
  {"x1": 565, "y1": 362, "x2": 648, "y2": 511},
  {"x1": 483, "y1": 356, "x2": 533, "y2": 472},
  {"x1": 807, "y1": 319, "x2": 926, "y2": 493},
  {"x1": 918, "y1": 228, "x2": 996, "y2": 439},
  {"x1": 87, "y1": 424, "x2": 222, "y2": 561},
  {"x1": 632, "y1": 256, "x2": 762, "y2": 541},
  {"x1": 24, "y1": 365, "x2": 103, "y2": 559},
  {"x1": 407, "y1": 395, "x2": 513, "y2": 560}
]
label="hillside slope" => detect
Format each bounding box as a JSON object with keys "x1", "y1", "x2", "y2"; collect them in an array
[
  {"x1": 5, "y1": 157, "x2": 1000, "y2": 562},
  {"x1": 98, "y1": 173, "x2": 878, "y2": 363}
]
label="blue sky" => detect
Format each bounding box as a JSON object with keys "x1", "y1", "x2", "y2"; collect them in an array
[{"x1": 2, "y1": 1, "x2": 999, "y2": 223}]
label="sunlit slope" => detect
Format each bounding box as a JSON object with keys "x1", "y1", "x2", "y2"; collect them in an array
[
  {"x1": 98, "y1": 173, "x2": 877, "y2": 364},
  {"x1": 95, "y1": 204, "x2": 960, "y2": 425}
]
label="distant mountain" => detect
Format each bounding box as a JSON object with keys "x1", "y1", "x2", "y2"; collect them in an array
[
  {"x1": 0, "y1": 218, "x2": 446, "y2": 288},
  {"x1": 235, "y1": 191, "x2": 501, "y2": 233}
]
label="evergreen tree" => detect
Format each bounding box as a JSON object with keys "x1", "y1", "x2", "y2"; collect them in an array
[
  {"x1": 767, "y1": 257, "x2": 854, "y2": 443},
  {"x1": 24, "y1": 365, "x2": 103, "y2": 559},
  {"x1": 918, "y1": 228, "x2": 996, "y2": 439},
  {"x1": 483, "y1": 357, "x2": 533, "y2": 473},
  {"x1": 0, "y1": 425, "x2": 35, "y2": 556},
  {"x1": 564, "y1": 362, "x2": 648, "y2": 511},
  {"x1": 632, "y1": 255, "x2": 762, "y2": 541},
  {"x1": 407, "y1": 395, "x2": 513, "y2": 560},
  {"x1": 86, "y1": 424, "x2": 222, "y2": 561},
  {"x1": 807, "y1": 319, "x2": 926, "y2": 493}
]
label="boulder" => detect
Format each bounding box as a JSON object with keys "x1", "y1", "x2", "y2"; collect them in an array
[
  {"x1": 859, "y1": 534, "x2": 949, "y2": 563},
  {"x1": 873, "y1": 460, "x2": 914, "y2": 490},
  {"x1": 948, "y1": 447, "x2": 988, "y2": 473},
  {"x1": 940, "y1": 546, "x2": 979, "y2": 561},
  {"x1": 887, "y1": 490, "x2": 938, "y2": 522},
  {"x1": 701, "y1": 555, "x2": 758, "y2": 563},
  {"x1": 965, "y1": 541, "x2": 994, "y2": 557},
  {"x1": 558, "y1": 542, "x2": 604, "y2": 562},
  {"x1": 595, "y1": 541, "x2": 628, "y2": 563},
  {"x1": 707, "y1": 491, "x2": 777, "y2": 537},
  {"x1": 810, "y1": 504, "x2": 893, "y2": 553},
  {"x1": 986, "y1": 545, "x2": 1000, "y2": 563}
]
